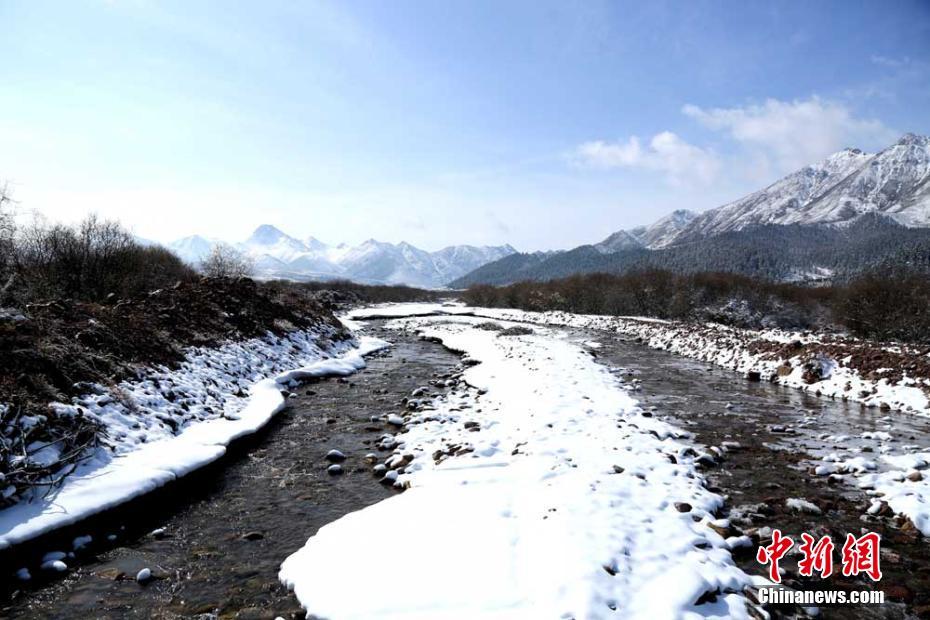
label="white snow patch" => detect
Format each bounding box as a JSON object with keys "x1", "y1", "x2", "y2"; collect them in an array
[
  {"x1": 0, "y1": 331, "x2": 389, "y2": 550},
  {"x1": 280, "y1": 313, "x2": 750, "y2": 619}
]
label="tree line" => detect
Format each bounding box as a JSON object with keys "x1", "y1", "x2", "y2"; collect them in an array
[{"x1": 462, "y1": 268, "x2": 930, "y2": 344}]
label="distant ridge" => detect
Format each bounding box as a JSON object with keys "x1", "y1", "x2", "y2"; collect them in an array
[
  {"x1": 453, "y1": 134, "x2": 930, "y2": 286},
  {"x1": 165, "y1": 226, "x2": 516, "y2": 289}
]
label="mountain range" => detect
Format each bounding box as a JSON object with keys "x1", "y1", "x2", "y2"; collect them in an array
[
  {"x1": 453, "y1": 133, "x2": 930, "y2": 286},
  {"x1": 165, "y1": 226, "x2": 515, "y2": 289}
]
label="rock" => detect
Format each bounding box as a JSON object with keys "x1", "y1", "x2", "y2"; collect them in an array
[
  {"x1": 776, "y1": 364, "x2": 793, "y2": 377},
  {"x1": 387, "y1": 414, "x2": 405, "y2": 426},
  {"x1": 674, "y1": 502, "x2": 692, "y2": 513},
  {"x1": 327, "y1": 464, "x2": 343, "y2": 475},
  {"x1": 785, "y1": 498, "x2": 822, "y2": 514},
  {"x1": 94, "y1": 567, "x2": 124, "y2": 580},
  {"x1": 241, "y1": 531, "x2": 264, "y2": 541},
  {"x1": 907, "y1": 470, "x2": 923, "y2": 482},
  {"x1": 882, "y1": 584, "x2": 915, "y2": 604},
  {"x1": 136, "y1": 567, "x2": 153, "y2": 584},
  {"x1": 745, "y1": 371, "x2": 761, "y2": 382},
  {"x1": 325, "y1": 449, "x2": 347, "y2": 462}
]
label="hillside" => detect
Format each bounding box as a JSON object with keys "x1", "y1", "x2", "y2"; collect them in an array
[
  {"x1": 454, "y1": 134, "x2": 930, "y2": 286},
  {"x1": 451, "y1": 214, "x2": 930, "y2": 286}
]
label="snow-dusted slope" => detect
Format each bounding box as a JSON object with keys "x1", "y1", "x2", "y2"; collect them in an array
[
  {"x1": 669, "y1": 134, "x2": 930, "y2": 244},
  {"x1": 593, "y1": 229, "x2": 643, "y2": 253},
  {"x1": 671, "y1": 148, "x2": 873, "y2": 243},
  {"x1": 593, "y1": 209, "x2": 697, "y2": 253},
  {"x1": 587, "y1": 134, "x2": 930, "y2": 253},
  {"x1": 801, "y1": 133, "x2": 930, "y2": 227},
  {"x1": 629, "y1": 209, "x2": 698, "y2": 248},
  {"x1": 166, "y1": 235, "x2": 219, "y2": 266},
  {"x1": 431, "y1": 243, "x2": 517, "y2": 281},
  {"x1": 166, "y1": 225, "x2": 516, "y2": 288}
]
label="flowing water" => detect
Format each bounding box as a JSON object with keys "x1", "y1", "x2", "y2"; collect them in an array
[{"x1": 4, "y1": 320, "x2": 930, "y2": 619}]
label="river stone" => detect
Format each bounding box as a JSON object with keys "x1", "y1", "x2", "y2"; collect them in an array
[{"x1": 325, "y1": 449, "x2": 347, "y2": 462}]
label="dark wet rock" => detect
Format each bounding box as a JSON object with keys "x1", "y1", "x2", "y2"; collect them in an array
[{"x1": 325, "y1": 449, "x2": 347, "y2": 462}]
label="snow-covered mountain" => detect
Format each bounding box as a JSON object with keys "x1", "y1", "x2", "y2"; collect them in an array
[
  {"x1": 593, "y1": 230, "x2": 643, "y2": 253},
  {"x1": 591, "y1": 134, "x2": 930, "y2": 250},
  {"x1": 166, "y1": 235, "x2": 220, "y2": 265},
  {"x1": 666, "y1": 133, "x2": 930, "y2": 245},
  {"x1": 165, "y1": 225, "x2": 516, "y2": 288},
  {"x1": 629, "y1": 209, "x2": 698, "y2": 248}
]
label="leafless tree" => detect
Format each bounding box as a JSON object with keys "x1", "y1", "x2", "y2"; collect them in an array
[
  {"x1": 0, "y1": 183, "x2": 17, "y2": 302},
  {"x1": 201, "y1": 243, "x2": 254, "y2": 279}
]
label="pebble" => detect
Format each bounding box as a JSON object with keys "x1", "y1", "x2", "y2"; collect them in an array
[
  {"x1": 325, "y1": 449, "x2": 347, "y2": 462},
  {"x1": 327, "y1": 464, "x2": 344, "y2": 475},
  {"x1": 136, "y1": 567, "x2": 153, "y2": 584},
  {"x1": 42, "y1": 560, "x2": 68, "y2": 572}
]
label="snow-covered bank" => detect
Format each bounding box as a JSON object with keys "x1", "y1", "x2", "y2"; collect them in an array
[
  {"x1": 0, "y1": 330, "x2": 388, "y2": 550},
  {"x1": 281, "y1": 314, "x2": 750, "y2": 619},
  {"x1": 815, "y1": 443, "x2": 930, "y2": 538},
  {"x1": 350, "y1": 304, "x2": 930, "y2": 417}
]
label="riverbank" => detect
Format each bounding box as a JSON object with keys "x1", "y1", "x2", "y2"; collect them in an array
[{"x1": 2, "y1": 327, "x2": 462, "y2": 619}]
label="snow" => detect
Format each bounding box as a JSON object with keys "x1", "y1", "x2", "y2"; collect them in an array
[
  {"x1": 0, "y1": 331, "x2": 389, "y2": 550},
  {"x1": 350, "y1": 303, "x2": 930, "y2": 417},
  {"x1": 169, "y1": 224, "x2": 516, "y2": 288},
  {"x1": 817, "y1": 448, "x2": 930, "y2": 537},
  {"x1": 660, "y1": 135, "x2": 930, "y2": 243},
  {"x1": 280, "y1": 313, "x2": 750, "y2": 619},
  {"x1": 785, "y1": 498, "x2": 822, "y2": 514}
]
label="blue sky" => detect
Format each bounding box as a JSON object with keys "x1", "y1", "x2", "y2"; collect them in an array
[{"x1": 1, "y1": 0, "x2": 928, "y2": 250}]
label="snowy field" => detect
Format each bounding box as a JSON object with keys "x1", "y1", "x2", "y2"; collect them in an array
[
  {"x1": 281, "y1": 312, "x2": 751, "y2": 619},
  {"x1": 0, "y1": 326, "x2": 388, "y2": 550},
  {"x1": 350, "y1": 303, "x2": 930, "y2": 416},
  {"x1": 348, "y1": 304, "x2": 930, "y2": 578}
]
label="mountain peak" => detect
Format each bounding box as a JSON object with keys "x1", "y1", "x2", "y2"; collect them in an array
[
  {"x1": 896, "y1": 133, "x2": 929, "y2": 147},
  {"x1": 247, "y1": 224, "x2": 290, "y2": 245}
]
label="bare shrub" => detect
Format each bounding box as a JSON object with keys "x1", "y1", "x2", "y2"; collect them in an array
[
  {"x1": 201, "y1": 243, "x2": 254, "y2": 279},
  {"x1": 461, "y1": 268, "x2": 930, "y2": 344},
  {"x1": 475, "y1": 321, "x2": 504, "y2": 331},
  {"x1": 0, "y1": 183, "x2": 16, "y2": 302},
  {"x1": 836, "y1": 270, "x2": 930, "y2": 343},
  {"x1": 498, "y1": 325, "x2": 534, "y2": 336},
  {"x1": 10, "y1": 214, "x2": 197, "y2": 303}
]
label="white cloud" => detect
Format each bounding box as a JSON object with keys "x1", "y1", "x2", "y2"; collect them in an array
[
  {"x1": 682, "y1": 97, "x2": 896, "y2": 175},
  {"x1": 574, "y1": 131, "x2": 720, "y2": 186}
]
